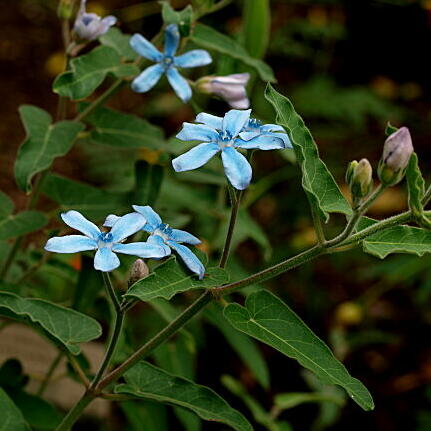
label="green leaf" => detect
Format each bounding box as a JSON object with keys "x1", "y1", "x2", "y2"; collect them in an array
[
  {"x1": 362, "y1": 225, "x2": 431, "y2": 258},
  {"x1": 41, "y1": 173, "x2": 129, "y2": 219},
  {"x1": 99, "y1": 28, "x2": 139, "y2": 61},
  {"x1": 125, "y1": 256, "x2": 228, "y2": 302},
  {"x1": 53, "y1": 46, "x2": 139, "y2": 100},
  {"x1": 120, "y1": 400, "x2": 168, "y2": 431},
  {"x1": 84, "y1": 105, "x2": 165, "y2": 150},
  {"x1": 0, "y1": 388, "x2": 31, "y2": 431},
  {"x1": 205, "y1": 303, "x2": 270, "y2": 388},
  {"x1": 115, "y1": 361, "x2": 253, "y2": 431},
  {"x1": 0, "y1": 291, "x2": 102, "y2": 354},
  {"x1": 190, "y1": 23, "x2": 275, "y2": 82},
  {"x1": 265, "y1": 83, "x2": 352, "y2": 222},
  {"x1": 406, "y1": 153, "x2": 426, "y2": 220},
  {"x1": 274, "y1": 392, "x2": 345, "y2": 410},
  {"x1": 161, "y1": 2, "x2": 193, "y2": 36},
  {"x1": 133, "y1": 161, "x2": 164, "y2": 206},
  {"x1": 0, "y1": 210, "x2": 47, "y2": 241},
  {"x1": 0, "y1": 191, "x2": 14, "y2": 219},
  {"x1": 223, "y1": 290, "x2": 374, "y2": 411},
  {"x1": 14, "y1": 105, "x2": 84, "y2": 192},
  {"x1": 242, "y1": 0, "x2": 270, "y2": 59}
]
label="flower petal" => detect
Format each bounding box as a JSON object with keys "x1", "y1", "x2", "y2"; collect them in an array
[
  {"x1": 172, "y1": 142, "x2": 220, "y2": 172},
  {"x1": 131, "y1": 64, "x2": 164, "y2": 93},
  {"x1": 110, "y1": 212, "x2": 147, "y2": 243},
  {"x1": 195, "y1": 113, "x2": 223, "y2": 130},
  {"x1": 112, "y1": 242, "x2": 168, "y2": 258},
  {"x1": 103, "y1": 214, "x2": 120, "y2": 228},
  {"x1": 260, "y1": 124, "x2": 286, "y2": 133},
  {"x1": 174, "y1": 50, "x2": 212, "y2": 68},
  {"x1": 130, "y1": 34, "x2": 163, "y2": 62},
  {"x1": 94, "y1": 247, "x2": 120, "y2": 272},
  {"x1": 169, "y1": 229, "x2": 201, "y2": 245},
  {"x1": 176, "y1": 123, "x2": 219, "y2": 142},
  {"x1": 164, "y1": 24, "x2": 180, "y2": 57},
  {"x1": 132, "y1": 206, "x2": 162, "y2": 230},
  {"x1": 148, "y1": 234, "x2": 172, "y2": 255},
  {"x1": 221, "y1": 147, "x2": 252, "y2": 190},
  {"x1": 236, "y1": 134, "x2": 286, "y2": 150},
  {"x1": 166, "y1": 67, "x2": 192, "y2": 102},
  {"x1": 61, "y1": 210, "x2": 100, "y2": 240},
  {"x1": 222, "y1": 109, "x2": 251, "y2": 137},
  {"x1": 44, "y1": 235, "x2": 97, "y2": 253},
  {"x1": 167, "y1": 241, "x2": 205, "y2": 279}
]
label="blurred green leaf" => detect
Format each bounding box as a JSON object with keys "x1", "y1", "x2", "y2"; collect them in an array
[
  {"x1": 125, "y1": 256, "x2": 228, "y2": 302},
  {"x1": 191, "y1": 24, "x2": 276, "y2": 82},
  {"x1": 99, "y1": 28, "x2": 139, "y2": 61},
  {"x1": 14, "y1": 105, "x2": 84, "y2": 192},
  {"x1": 133, "y1": 161, "x2": 164, "y2": 206},
  {"x1": 161, "y1": 2, "x2": 193, "y2": 36},
  {"x1": 120, "y1": 400, "x2": 168, "y2": 431},
  {"x1": 242, "y1": 0, "x2": 270, "y2": 59},
  {"x1": 0, "y1": 388, "x2": 31, "y2": 431},
  {"x1": 53, "y1": 46, "x2": 139, "y2": 100},
  {"x1": 115, "y1": 361, "x2": 253, "y2": 431},
  {"x1": 0, "y1": 210, "x2": 47, "y2": 241},
  {"x1": 0, "y1": 291, "x2": 102, "y2": 354},
  {"x1": 274, "y1": 392, "x2": 345, "y2": 410},
  {"x1": 0, "y1": 191, "x2": 14, "y2": 219},
  {"x1": 224, "y1": 290, "x2": 374, "y2": 411},
  {"x1": 265, "y1": 83, "x2": 352, "y2": 222}
]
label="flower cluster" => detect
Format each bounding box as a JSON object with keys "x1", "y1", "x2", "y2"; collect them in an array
[{"x1": 172, "y1": 109, "x2": 292, "y2": 190}]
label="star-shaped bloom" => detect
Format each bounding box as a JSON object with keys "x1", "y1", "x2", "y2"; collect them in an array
[
  {"x1": 172, "y1": 109, "x2": 287, "y2": 190},
  {"x1": 74, "y1": 0, "x2": 117, "y2": 41},
  {"x1": 104, "y1": 206, "x2": 205, "y2": 279},
  {"x1": 45, "y1": 210, "x2": 167, "y2": 272},
  {"x1": 130, "y1": 24, "x2": 212, "y2": 102}
]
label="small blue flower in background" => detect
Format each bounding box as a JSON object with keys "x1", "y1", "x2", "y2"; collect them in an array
[
  {"x1": 45, "y1": 210, "x2": 167, "y2": 272},
  {"x1": 104, "y1": 206, "x2": 205, "y2": 279},
  {"x1": 172, "y1": 109, "x2": 288, "y2": 190},
  {"x1": 130, "y1": 24, "x2": 212, "y2": 102},
  {"x1": 74, "y1": 0, "x2": 117, "y2": 41}
]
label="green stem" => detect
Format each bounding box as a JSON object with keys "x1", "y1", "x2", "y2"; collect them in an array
[
  {"x1": 0, "y1": 237, "x2": 23, "y2": 280},
  {"x1": 54, "y1": 391, "x2": 94, "y2": 431},
  {"x1": 310, "y1": 204, "x2": 325, "y2": 244},
  {"x1": 37, "y1": 352, "x2": 63, "y2": 396},
  {"x1": 102, "y1": 272, "x2": 120, "y2": 312}
]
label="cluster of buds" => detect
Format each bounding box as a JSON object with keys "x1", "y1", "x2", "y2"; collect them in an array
[{"x1": 345, "y1": 159, "x2": 373, "y2": 206}]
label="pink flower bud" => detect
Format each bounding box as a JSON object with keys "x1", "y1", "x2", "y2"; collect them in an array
[
  {"x1": 196, "y1": 73, "x2": 250, "y2": 109},
  {"x1": 382, "y1": 127, "x2": 413, "y2": 171},
  {"x1": 128, "y1": 259, "x2": 149, "y2": 285}
]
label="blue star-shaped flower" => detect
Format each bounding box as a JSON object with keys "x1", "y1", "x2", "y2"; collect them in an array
[
  {"x1": 172, "y1": 109, "x2": 288, "y2": 190},
  {"x1": 130, "y1": 24, "x2": 212, "y2": 102},
  {"x1": 45, "y1": 210, "x2": 167, "y2": 272},
  {"x1": 104, "y1": 206, "x2": 205, "y2": 279}
]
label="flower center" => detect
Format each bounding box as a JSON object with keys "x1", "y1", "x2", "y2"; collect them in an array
[
  {"x1": 154, "y1": 223, "x2": 172, "y2": 241},
  {"x1": 217, "y1": 130, "x2": 234, "y2": 148},
  {"x1": 82, "y1": 15, "x2": 94, "y2": 26},
  {"x1": 161, "y1": 56, "x2": 174, "y2": 70},
  {"x1": 246, "y1": 118, "x2": 262, "y2": 130},
  {"x1": 98, "y1": 232, "x2": 113, "y2": 248}
]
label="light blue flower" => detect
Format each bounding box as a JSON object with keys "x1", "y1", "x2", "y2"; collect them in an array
[
  {"x1": 45, "y1": 210, "x2": 167, "y2": 272},
  {"x1": 172, "y1": 109, "x2": 287, "y2": 190},
  {"x1": 74, "y1": 0, "x2": 117, "y2": 41},
  {"x1": 130, "y1": 24, "x2": 212, "y2": 102},
  {"x1": 104, "y1": 206, "x2": 205, "y2": 279}
]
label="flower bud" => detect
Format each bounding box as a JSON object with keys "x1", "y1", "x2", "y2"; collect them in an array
[
  {"x1": 378, "y1": 126, "x2": 413, "y2": 186},
  {"x1": 346, "y1": 158, "x2": 373, "y2": 203},
  {"x1": 195, "y1": 73, "x2": 250, "y2": 109},
  {"x1": 128, "y1": 259, "x2": 149, "y2": 286},
  {"x1": 73, "y1": 0, "x2": 117, "y2": 41}
]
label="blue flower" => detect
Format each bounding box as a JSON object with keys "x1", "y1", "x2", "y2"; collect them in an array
[
  {"x1": 45, "y1": 210, "x2": 167, "y2": 272},
  {"x1": 74, "y1": 0, "x2": 117, "y2": 41},
  {"x1": 104, "y1": 206, "x2": 205, "y2": 279},
  {"x1": 129, "y1": 24, "x2": 212, "y2": 102},
  {"x1": 172, "y1": 109, "x2": 287, "y2": 190}
]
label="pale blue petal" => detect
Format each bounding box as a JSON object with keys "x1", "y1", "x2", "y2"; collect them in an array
[
  {"x1": 236, "y1": 134, "x2": 286, "y2": 150},
  {"x1": 110, "y1": 212, "x2": 147, "y2": 243},
  {"x1": 164, "y1": 24, "x2": 180, "y2": 57},
  {"x1": 132, "y1": 206, "x2": 162, "y2": 230},
  {"x1": 195, "y1": 113, "x2": 223, "y2": 130},
  {"x1": 222, "y1": 109, "x2": 251, "y2": 137},
  {"x1": 131, "y1": 64, "x2": 164, "y2": 93},
  {"x1": 166, "y1": 68, "x2": 192, "y2": 102},
  {"x1": 112, "y1": 242, "x2": 167, "y2": 258},
  {"x1": 174, "y1": 50, "x2": 212, "y2": 68},
  {"x1": 130, "y1": 34, "x2": 163, "y2": 62},
  {"x1": 94, "y1": 247, "x2": 120, "y2": 272},
  {"x1": 221, "y1": 147, "x2": 252, "y2": 190},
  {"x1": 103, "y1": 214, "x2": 120, "y2": 228},
  {"x1": 169, "y1": 229, "x2": 201, "y2": 245},
  {"x1": 269, "y1": 132, "x2": 292, "y2": 148},
  {"x1": 99, "y1": 15, "x2": 117, "y2": 34},
  {"x1": 44, "y1": 235, "x2": 97, "y2": 253},
  {"x1": 172, "y1": 142, "x2": 220, "y2": 172},
  {"x1": 61, "y1": 210, "x2": 100, "y2": 240},
  {"x1": 167, "y1": 241, "x2": 205, "y2": 279},
  {"x1": 261, "y1": 124, "x2": 285, "y2": 133},
  {"x1": 176, "y1": 123, "x2": 218, "y2": 142},
  {"x1": 148, "y1": 234, "x2": 171, "y2": 256},
  {"x1": 238, "y1": 131, "x2": 259, "y2": 141}
]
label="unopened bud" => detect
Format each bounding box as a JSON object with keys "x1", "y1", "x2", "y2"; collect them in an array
[
  {"x1": 378, "y1": 126, "x2": 413, "y2": 186},
  {"x1": 58, "y1": 0, "x2": 75, "y2": 19},
  {"x1": 346, "y1": 158, "x2": 373, "y2": 204},
  {"x1": 195, "y1": 73, "x2": 250, "y2": 109},
  {"x1": 128, "y1": 259, "x2": 149, "y2": 286}
]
